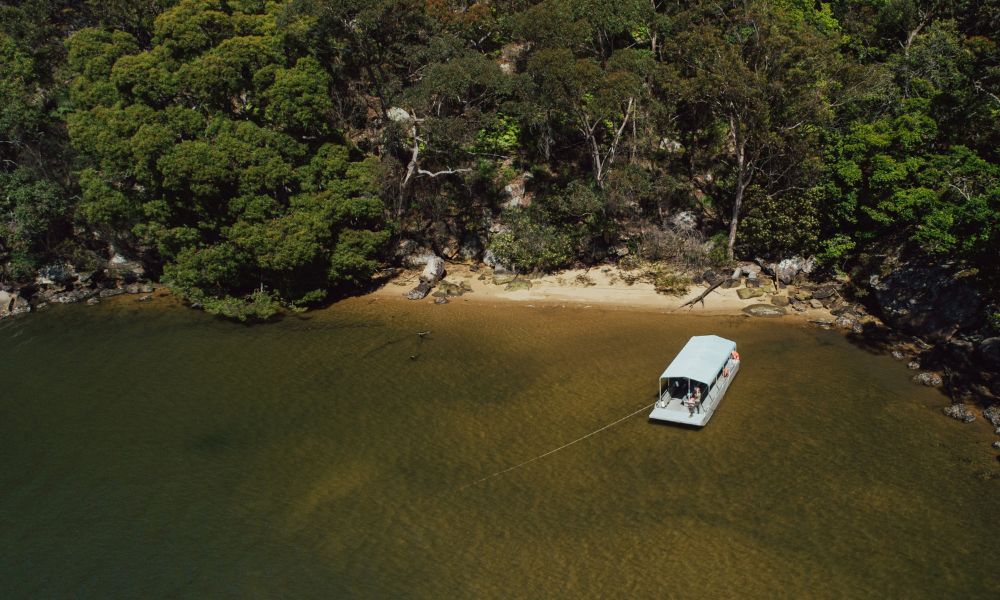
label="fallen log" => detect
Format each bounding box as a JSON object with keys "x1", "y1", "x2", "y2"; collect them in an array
[{"x1": 680, "y1": 278, "x2": 726, "y2": 309}]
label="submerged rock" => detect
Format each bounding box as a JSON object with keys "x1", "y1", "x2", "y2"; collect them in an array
[
  {"x1": 406, "y1": 280, "x2": 434, "y2": 300},
  {"x1": 743, "y1": 303, "x2": 786, "y2": 317},
  {"x1": 913, "y1": 372, "x2": 944, "y2": 387},
  {"x1": 432, "y1": 279, "x2": 471, "y2": 298},
  {"x1": 983, "y1": 405, "x2": 1000, "y2": 428},
  {"x1": 943, "y1": 403, "x2": 975, "y2": 423}
]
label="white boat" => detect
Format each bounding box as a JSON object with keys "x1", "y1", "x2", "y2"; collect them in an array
[{"x1": 648, "y1": 335, "x2": 740, "y2": 427}]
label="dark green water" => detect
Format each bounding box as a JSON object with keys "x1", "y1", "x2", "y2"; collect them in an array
[{"x1": 1, "y1": 297, "x2": 997, "y2": 598}]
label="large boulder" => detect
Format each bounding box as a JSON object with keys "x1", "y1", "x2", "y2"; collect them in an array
[
  {"x1": 406, "y1": 280, "x2": 434, "y2": 300},
  {"x1": 743, "y1": 303, "x2": 786, "y2": 317},
  {"x1": 977, "y1": 338, "x2": 1000, "y2": 369},
  {"x1": 419, "y1": 255, "x2": 445, "y2": 284},
  {"x1": 868, "y1": 263, "x2": 983, "y2": 340},
  {"x1": 702, "y1": 270, "x2": 725, "y2": 286},
  {"x1": 502, "y1": 171, "x2": 534, "y2": 208},
  {"x1": 774, "y1": 256, "x2": 816, "y2": 285},
  {"x1": 0, "y1": 290, "x2": 11, "y2": 316},
  {"x1": 107, "y1": 253, "x2": 145, "y2": 282},
  {"x1": 10, "y1": 295, "x2": 30, "y2": 316},
  {"x1": 771, "y1": 295, "x2": 790, "y2": 307},
  {"x1": 668, "y1": 211, "x2": 698, "y2": 232},
  {"x1": 386, "y1": 107, "x2": 412, "y2": 123},
  {"x1": 483, "y1": 249, "x2": 512, "y2": 275},
  {"x1": 737, "y1": 287, "x2": 764, "y2": 300},
  {"x1": 397, "y1": 240, "x2": 438, "y2": 269}
]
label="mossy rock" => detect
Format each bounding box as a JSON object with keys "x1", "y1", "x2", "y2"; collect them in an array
[
  {"x1": 505, "y1": 279, "x2": 532, "y2": 291},
  {"x1": 492, "y1": 274, "x2": 516, "y2": 286},
  {"x1": 737, "y1": 287, "x2": 765, "y2": 300},
  {"x1": 436, "y1": 280, "x2": 468, "y2": 297},
  {"x1": 742, "y1": 303, "x2": 787, "y2": 317},
  {"x1": 771, "y1": 295, "x2": 790, "y2": 307}
]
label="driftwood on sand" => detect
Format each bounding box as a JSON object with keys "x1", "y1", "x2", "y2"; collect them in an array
[{"x1": 680, "y1": 279, "x2": 726, "y2": 309}]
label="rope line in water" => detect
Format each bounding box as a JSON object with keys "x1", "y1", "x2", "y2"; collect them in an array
[{"x1": 457, "y1": 401, "x2": 655, "y2": 491}]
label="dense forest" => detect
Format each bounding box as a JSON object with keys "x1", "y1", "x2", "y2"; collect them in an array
[{"x1": 1, "y1": 0, "x2": 997, "y2": 321}]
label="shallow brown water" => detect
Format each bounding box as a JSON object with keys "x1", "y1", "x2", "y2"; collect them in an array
[{"x1": 0, "y1": 297, "x2": 997, "y2": 598}]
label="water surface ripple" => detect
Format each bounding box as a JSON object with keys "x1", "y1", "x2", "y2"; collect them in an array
[{"x1": 0, "y1": 298, "x2": 997, "y2": 598}]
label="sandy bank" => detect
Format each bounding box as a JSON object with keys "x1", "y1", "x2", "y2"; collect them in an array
[{"x1": 372, "y1": 263, "x2": 847, "y2": 322}]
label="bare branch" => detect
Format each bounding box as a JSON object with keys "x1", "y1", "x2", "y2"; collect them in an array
[{"x1": 417, "y1": 167, "x2": 472, "y2": 178}]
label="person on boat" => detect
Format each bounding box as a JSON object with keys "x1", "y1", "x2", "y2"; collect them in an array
[{"x1": 686, "y1": 387, "x2": 701, "y2": 416}]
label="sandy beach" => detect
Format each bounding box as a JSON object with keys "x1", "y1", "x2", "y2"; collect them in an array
[{"x1": 373, "y1": 263, "x2": 847, "y2": 321}]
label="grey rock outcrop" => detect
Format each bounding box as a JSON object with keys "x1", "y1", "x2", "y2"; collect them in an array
[
  {"x1": 420, "y1": 256, "x2": 445, "y2": 283},
  {"x1": 868, "y1": 263, "x2": 983, "y2": 341},
  {"x1": 36, "y1": 263, "x2": 76, "y2": 286},
  {"x1": 107, "y1": 253, "x2": 145, "y2": 282},
  {"x1": 774, "y1": 256, "x2": 815, "y2": 285}
]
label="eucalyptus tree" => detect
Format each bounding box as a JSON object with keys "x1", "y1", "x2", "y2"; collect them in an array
[{"x1": 669, "y1": 0, "x2": 840, "y2": 259}]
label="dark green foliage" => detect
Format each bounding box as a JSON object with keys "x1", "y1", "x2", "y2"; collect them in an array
[
  {"x1": 64, "y1": 0, "x2": 388, "y2": 318},
  {"x1": 0, "y1": 0, "x2": 997, "y2": 317}
]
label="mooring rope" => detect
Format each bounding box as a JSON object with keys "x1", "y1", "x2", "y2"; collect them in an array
[{"x1": 457, "y1": 401, "x2": 655, "y2": 491}]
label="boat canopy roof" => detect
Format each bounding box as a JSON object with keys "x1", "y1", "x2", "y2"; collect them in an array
[{"x1": 660, "y1": 335, "x2": 736, "y2": 386}]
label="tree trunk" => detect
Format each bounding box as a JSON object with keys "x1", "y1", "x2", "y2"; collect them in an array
[
  {"x1": 726, "y1": 116, "x2": 750, "y2": 260},
  {"x1": 726, "y1": 175, "x2": 745, "y2": 260}
]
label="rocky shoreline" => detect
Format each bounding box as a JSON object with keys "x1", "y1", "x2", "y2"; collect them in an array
[
  {"x1": 382, "y1": 250, "x2": 999, "y2": 453},
  {"x1": 5, "y1": 248, "x2": 997, "y2": 453},
  {"x1": 0, "y1": 251, "x2": 158, "y2": 320}
]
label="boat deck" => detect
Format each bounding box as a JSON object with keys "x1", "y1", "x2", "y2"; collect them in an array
[
  {"x1": 648, "y1": 358, "x2": 739, "y2": 427},
  {"x1": 649, "y1": 397, "x2": 711, "y2": 427}
]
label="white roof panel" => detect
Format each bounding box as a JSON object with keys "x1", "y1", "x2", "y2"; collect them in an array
[{"x1": 659, "y1": 335, "x2": 736, "y2": 386}]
